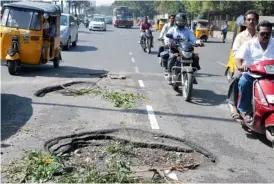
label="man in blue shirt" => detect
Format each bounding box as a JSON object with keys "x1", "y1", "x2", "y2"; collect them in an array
[
  {"x1": 165, "y1": 13, "x2": 203, "y2": 83},
  {"x1": 222, "y1": 21, "x2": 228, "y2": 43}
]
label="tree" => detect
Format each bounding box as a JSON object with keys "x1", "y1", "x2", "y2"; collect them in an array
[
  {"x1": 155, "y1": 1, "x2": 184, "y2": 14},
  {"x1": 253, "y1": 1, "x2": 274, "y2": 16}
]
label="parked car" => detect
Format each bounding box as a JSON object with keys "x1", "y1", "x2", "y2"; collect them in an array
[
  {"x1": 60, "y1": 13, "x2": 78, "y2": 50},
  {"x1": 89, "y1": 17, "x2": 106, "y2": 31}
]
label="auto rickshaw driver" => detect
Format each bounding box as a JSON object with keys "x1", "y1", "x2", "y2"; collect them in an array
[{"x1": 42, "y1": 13, "x2": 50, "y2": 61}]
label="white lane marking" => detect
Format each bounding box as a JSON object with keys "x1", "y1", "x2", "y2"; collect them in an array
[
  {"x1": 138, "y1": 80, "x2": 145, "y2": 88},
  {"x1": 131, "y1": 58, "x2": 135, "y2": 63},
  {"x1": 217, "y1": 61, "x2": 226, "y2": 67},
  {"x1": 146, "y1": 105, "x2": 160, "y2": 129},
  {"x1": 134, "y1": 66, "x2": 140, "y2": 73},
  {"x1": 129, "y1": 52, "x2": 132, "y2": 55}
]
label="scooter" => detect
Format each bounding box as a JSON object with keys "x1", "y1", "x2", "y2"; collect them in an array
[{"x1": 237, "y1": 60, "x2": 274, "y2": 147}]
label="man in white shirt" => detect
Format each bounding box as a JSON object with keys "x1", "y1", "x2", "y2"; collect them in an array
[
  {"x1": 157, "y1": 14, "x2": 175, "y2": 57},
  {"x1": 165, "y1": 13, "x2": 203, "y2": 83},
  {"x1": 227, "y1": 10, "x2": 259, "y2": 120},
  {"x1": 235, "y1": 21, "x2": 274, "y2": 122}
]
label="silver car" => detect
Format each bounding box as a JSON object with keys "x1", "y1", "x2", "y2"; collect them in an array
[
  {"x1": 89, "y1": 17, "x2": 106, "y2": 31},
  {"x1": 60, "y1": 13, "x2": 79, "y2": 50}
]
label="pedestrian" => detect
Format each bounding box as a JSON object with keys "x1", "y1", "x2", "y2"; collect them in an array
[{"x1": 222, "y1": 21, "x2": 228, "y2": 43}]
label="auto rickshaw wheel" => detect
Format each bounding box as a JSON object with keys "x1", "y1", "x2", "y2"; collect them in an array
[{"x1": 7, "y1": 60, "x2": 20, "y2": 75}]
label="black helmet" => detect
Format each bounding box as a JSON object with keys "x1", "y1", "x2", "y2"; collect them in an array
[{"x1": 175, "y1": 13, "x2": 187, "y2": 29}]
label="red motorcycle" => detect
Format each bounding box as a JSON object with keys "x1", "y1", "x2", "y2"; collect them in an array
[{"x1": 237, "y1": 60, "x2": 274, "y2": 147}]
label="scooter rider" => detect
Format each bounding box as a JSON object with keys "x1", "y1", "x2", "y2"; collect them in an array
[
  {"x1": 157, "y1": 14, "x2": 175, "y2": 57},
  {"x1": 227, "y1": 10, "x2": 259, "y2": 120},
  {"x1": 139, "y1": 16, "x2": 153, "y2": 47},
  {"x1": 235, "y1": 21, "x2": 274, "y2": 122},
  {"x1": 165, "y1": 12, "x2": 203, "y2": 82}
]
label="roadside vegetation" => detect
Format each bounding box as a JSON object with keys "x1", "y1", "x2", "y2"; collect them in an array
[
  {"x1": 64, "y1": 88, "x2": 147, "y2": 108},
  {"x1": 3, "y1": 141, "x2": 166, "y2": 183}
]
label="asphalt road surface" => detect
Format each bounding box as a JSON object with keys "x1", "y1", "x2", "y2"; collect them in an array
[{"x1": 1, "y1": 25, "x2": 274, "y2": 182}]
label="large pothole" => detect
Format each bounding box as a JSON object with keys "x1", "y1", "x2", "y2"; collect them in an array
[
  {"x1": 4, "y1": 128, "x2": 217, "y2": 183},
  {"x1": 44, "y1": 128, "x2": 216, "y2": 181}
]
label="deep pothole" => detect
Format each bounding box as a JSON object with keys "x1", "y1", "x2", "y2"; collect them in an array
[{"x1": 44, "y1": 128, "x2": 216, "y2": 179}]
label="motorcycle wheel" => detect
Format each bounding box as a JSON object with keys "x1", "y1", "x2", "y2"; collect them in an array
[
  {"x1": 182, "y1": 72, "x2": 193, "y2": 102},
  {"x1": 147, "y1": 39, "x2": 151, "y2": 54}
]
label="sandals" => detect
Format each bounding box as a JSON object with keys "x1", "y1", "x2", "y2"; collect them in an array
[
  {"x1": 239, "y1": 112, "x2": 253, "y2": 123},
  {"x1": 231, "y1": 112, "x2": 240, "y2": 120},
  {"x1": 230, "y1": 105, "x2": 241, "y2": 120}
]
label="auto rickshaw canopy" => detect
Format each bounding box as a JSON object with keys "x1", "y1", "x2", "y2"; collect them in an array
[
  {"x1": 193, "y1": 19, "x2": 209, "y2": 28},
  {"x1": 2, "y1": 1, "x2": 61, "y2": 16}
]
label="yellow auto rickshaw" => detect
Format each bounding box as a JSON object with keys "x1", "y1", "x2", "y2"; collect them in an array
[
  {"x1": 192, "y1": 19, "x2": 210, "y2": 42},
  {"x1": 224, "y1": 15, "x2": 246, "y2": 81},
  {"x1": 224, "y1": 15, "x2": 274, "y2": 81},
  {"x1": 0, "y1": 1, "x2": 62, "y2": 75},
  {"x1": 156, "y1": 18, "x2": 168, "y2": 31}
]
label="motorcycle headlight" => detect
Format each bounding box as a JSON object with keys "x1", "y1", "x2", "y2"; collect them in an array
[
  {"x1": 8, "y1": 49, "x2": 16, "y2": 56},
  {"x1": 181, "y1": 51, "x2": 192, "y2": 59}
]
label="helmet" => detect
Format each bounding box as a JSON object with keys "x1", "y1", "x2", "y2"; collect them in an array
[{"x1": 175, "y1": 13, "x2": 187, "y2": 29}]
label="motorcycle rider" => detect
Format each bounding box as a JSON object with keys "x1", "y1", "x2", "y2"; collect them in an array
[
  {"x1": 165, "y1": 12, "x2": 203, "y2": 83},
  {"x1": 139, "y1": 16, "x2": 153, "y2": 47},
  {"x1": 157, "y1": 14, "x2": 175, "y2": 57},
  {"x1": 235, "y1": 20, "x2": 274, "y2": 122},
  {"x1": 227, "y1": 10, "x2": 259, "y2": 120}
]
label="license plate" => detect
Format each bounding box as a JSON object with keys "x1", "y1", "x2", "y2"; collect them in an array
[
  {"x1": 266, "y1": 95, "x2": 274, "y2": 104},
  {"x1": 181, "y1": 60, "x2": 193, "y2": 64}
]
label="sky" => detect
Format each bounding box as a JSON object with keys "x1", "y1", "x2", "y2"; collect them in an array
[{"x1": 96, "y1": 0, "x2": 115, "y2": 6}]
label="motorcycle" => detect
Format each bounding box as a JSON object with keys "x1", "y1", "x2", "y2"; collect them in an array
[
  {"x1": 236, "y1": 60, "x2": 274, "y2": 147},
  {"x1": 158, "y1": 38, "x2": 170, "y2": 70},
  {"x1": 141, "y1": 29, "x2": 153, "y2": 54},
  {"x1": 165, "y1": 34, "x2": 201, "y2": 102}
]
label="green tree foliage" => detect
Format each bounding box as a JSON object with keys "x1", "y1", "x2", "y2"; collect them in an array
[
  {"x1": 253, "y1": 1, "x2": 274, "y2": 16},
  {"x1": 155, "y1": 1, "x2": 184, "y2": 14},
  {"x1": 111, "y1": 1, "x2": 274, "y2": 18},
  {"x1": 95, "y1": 5, "x2": 113, "y2": 15}
]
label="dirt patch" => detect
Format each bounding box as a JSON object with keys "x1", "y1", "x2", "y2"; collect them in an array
[
  {"x1": 69, "y1": 139, "x2": 202, "y2": 171},
  {"x1": 44, "y1": 128, "x2": 216, "y2": 163}
]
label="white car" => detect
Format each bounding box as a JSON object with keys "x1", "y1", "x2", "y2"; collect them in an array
[
  {"x1": 89, "y1": 17, "x2": 106, "y2": 31},
  {"x1": 60, "y1": 13, "x2": 79, "y2": 50}
]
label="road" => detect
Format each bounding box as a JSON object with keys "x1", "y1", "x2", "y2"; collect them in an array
[{"x1": 1, "y1": 25, "x2": 274, "y2": 182}]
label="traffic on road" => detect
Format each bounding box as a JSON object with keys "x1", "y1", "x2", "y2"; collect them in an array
[{"x1": 1, "y1": 2, "x2": 274, "y2": 183}]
